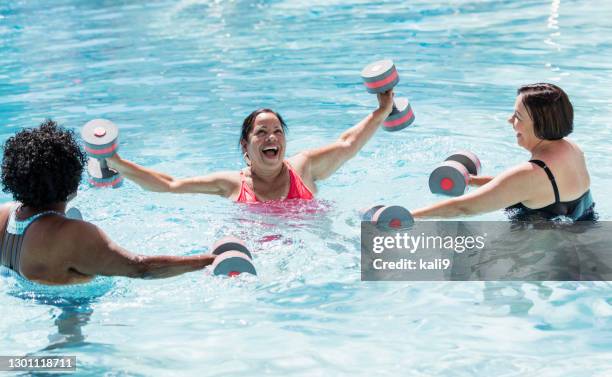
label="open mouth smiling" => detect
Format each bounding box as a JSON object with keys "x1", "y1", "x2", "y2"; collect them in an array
[{"x1": 262, "y1": 146, "x2": 279, "y2": 158}]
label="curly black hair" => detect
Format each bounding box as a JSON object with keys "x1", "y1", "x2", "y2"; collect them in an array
[{"x1": 1, "y1": 120, "x2": 86, "y2": 208}]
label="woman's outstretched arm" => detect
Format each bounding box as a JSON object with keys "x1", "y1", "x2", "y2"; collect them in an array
[
  {"x1": 411, "y1": 163, "x2": 538, "y2": 218},
  {"x1": 469, "y1": 175, "x2": 495, "y2": 187},
  {"x1": 107, "y1": 155, "x2": 239, "y2": 197}
]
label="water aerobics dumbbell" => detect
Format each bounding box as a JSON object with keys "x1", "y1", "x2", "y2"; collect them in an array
[
  {"x1": 81, "y1": 119, "x2": 123, "y2": 188},
  {"x1": 211, "y1": 237, "x2": 257, "y2": 277},
  {"x1": 428, "y1": 151, "x2": 481, "y2": 197},
  {"x1": 65, "y1": 207, "x2": 82, "y2": 220},
  {"x1": 361, "y1": 59, "x2": 415, "y2": 132},
  {"x1": 360, "y1": 205, "x2": 414, "y2": 230}
]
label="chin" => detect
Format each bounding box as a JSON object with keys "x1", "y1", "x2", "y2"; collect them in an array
[{"x1": 261, "y1": 156, "x2": 283, "y2": 166}]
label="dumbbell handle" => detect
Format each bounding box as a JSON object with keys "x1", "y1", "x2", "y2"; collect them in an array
[
  {"x1": 98, "y1": 157, "x2": 109, "y2": 170},
  {"x1": 390, "y1": 101, "x2": 400, "y2": 115}
]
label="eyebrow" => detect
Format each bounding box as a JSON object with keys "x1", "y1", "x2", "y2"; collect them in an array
[
  {"x1": 254, "y1": 124, "x2": 282, "y2": 130},
  {"x1": 514, "y1": 110, "x2": 523, "y2": 119}
]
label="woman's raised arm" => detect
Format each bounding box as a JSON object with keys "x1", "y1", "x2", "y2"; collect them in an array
[{"x1": 301, "y1": 90, "x2": 394, "y2": 181}]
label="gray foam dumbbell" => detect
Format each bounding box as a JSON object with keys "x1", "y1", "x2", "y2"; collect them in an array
[
  {"x1": 361, "y1": 60, "x2": 415, "y2": 132},
  {"x1": 360, "y1": 204, "x2": 414, "y2": 230},
  {"x1": 211, "y1": 237, "x2": 257, "y2": 277},
  {"x1": 429, "y1": 151, "x2": 481, "y2": 196},
  {"x1": 81, "y1": 119, "x2": 123, "y2": 188},
  {"x1": 66, "y1": 207, "x2": 82, "y2": 220}
]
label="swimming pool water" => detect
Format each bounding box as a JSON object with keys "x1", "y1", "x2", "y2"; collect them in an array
[{"x1": 1, "y1": 0, "x2": 611, "y2": 375}]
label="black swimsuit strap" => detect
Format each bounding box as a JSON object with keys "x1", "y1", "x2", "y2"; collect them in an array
[{"x1": 529, "y1": 159, "x2": 560, "y2": 203}]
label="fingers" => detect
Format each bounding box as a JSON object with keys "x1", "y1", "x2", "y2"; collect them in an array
[{"x1": 376, "y1": 90, "x2": 394, "y2": 102}]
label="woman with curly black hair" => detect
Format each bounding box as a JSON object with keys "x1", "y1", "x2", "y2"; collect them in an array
[{"x1": 0, "y1": 120, "x2": 215, "y2": 285}]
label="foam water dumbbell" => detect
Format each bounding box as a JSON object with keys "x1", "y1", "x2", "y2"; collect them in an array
[
  {"x1": 81, "y1": 119, "x2": 123, "y2": 188},
  {"x1": 428, "y1": 151, "x2": 481, "y2": 196},
  {"x1": 65, "y1": 207, "x2": 82, "y2": 220},
  {"x1": 361, "y1": 59, "x2": 415, "y2": 132},
  {"x1": 211, "y1": 237, "x2": 257, "y2": 277},
  {"x1": 360, "y1": 205, "x2": 414, "y2": 230}
]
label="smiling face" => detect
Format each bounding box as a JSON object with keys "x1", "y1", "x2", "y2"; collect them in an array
[
  {"x1": 508, "y1": 94, "x2": 540, "y2": 151},
  {"x1": 241, "y1": 112, "x2": 286, "y2": 170}
]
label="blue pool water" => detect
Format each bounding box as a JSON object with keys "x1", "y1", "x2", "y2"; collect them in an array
[{"x1": 1, "y1": 0, "x2": 612, "y2": 375}]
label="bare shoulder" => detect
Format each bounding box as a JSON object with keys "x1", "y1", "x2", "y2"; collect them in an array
[
  {"x1": 0, "y1": 201, "x2": 13, "y2": 217},
  {"x1": 0, "y1": 202, "x2": 14, "y2": 229},
  {"x1": 214, "y1": 170, "x2": 243, "y2": 196},
  {"x1": 503, "y1": 161, "x2": 539, "y2": 176},
  {"x1": 201, "y1": 170, "x2": 242, "y2": 187},
  {"x1": 286, "y1": 153, "x2": 317, "y2": 193},
  {"x1": 566, "y1": 138, "x2": 586, "y2": 158},
  {"x1": 488, "y1": 161, "x2": 543, "y2": 189},
  {"x1": 287, "y1": 152, "x2": 310, "y2": 175},
  {"x1": 564, "y1": 137, "x2": 581, "y2": 149},
  {"x1": 58, "y1": 217, "x2": 110, "y2": 251}
]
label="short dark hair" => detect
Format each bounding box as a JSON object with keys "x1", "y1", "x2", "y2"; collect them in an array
[
  {"x1": 1, "y1": 120, "x2": 86, "y2": 208},
  {"x1": 517, "y1": 83, "x2": 573, "y2": 140},
  {"x1": 239, "y1": 108, "x2": 287, "y2": 145}
]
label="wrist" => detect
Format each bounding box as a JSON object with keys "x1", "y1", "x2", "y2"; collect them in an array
[
  {"x1": 106, "y1": 155, "x2": 122, "y2": 169},
  {"x1": 202, "y1": 254, "x2": 216, "y2": 267},
  {"x1": 373, "y1": 107, "x2": 392, "y2": 118}
]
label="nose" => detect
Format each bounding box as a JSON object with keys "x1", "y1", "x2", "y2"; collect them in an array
[{"x1": 507, "y1": 114, "x2": 514, "y2": 125}]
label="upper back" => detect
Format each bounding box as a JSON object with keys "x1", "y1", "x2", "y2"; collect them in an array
[
  {"x1": 0, "y1": 203, "x2": 93, "y2": 285},
  {"x1": 527, "y1": 139, "x2": 590, "y2": 207}
]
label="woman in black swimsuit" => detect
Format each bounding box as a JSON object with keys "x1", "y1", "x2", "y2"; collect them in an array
[{"x1": 412, "y1": 83, "x2": 594, "y2": 220}]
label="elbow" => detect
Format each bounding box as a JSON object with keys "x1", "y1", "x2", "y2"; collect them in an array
[
  {"x1": 148, "y1": 177, "x2": 177, "y2": 193},
  {"x1": 128, "y1": 255, "x2": 154, "y2": 279},
  {"x1": 453, "y1": 200, "x2": 479, "y2": 216},
  {"x1": 338, "y1": 139, "x2": 359, "y2": 160},
  {"x1": 137, "y1": 181, "x2": 173, "y2": 193},
  {"x1": 165, "y1": 180, "x2": 180, "y2": 193}
]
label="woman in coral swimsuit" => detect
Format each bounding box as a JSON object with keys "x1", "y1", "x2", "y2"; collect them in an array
[{"x1": 108, "y1": 91, "x2": 394, "y2": 203}]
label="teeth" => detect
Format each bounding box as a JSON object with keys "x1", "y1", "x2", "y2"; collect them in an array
[{"x1": 263, "y1": 147, "x2": 278, "y2": 152}]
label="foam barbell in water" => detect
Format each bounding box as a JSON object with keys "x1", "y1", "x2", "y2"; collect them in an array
[
  {"x1": 445, "y1": 151, "x2": 481, "y2": 176},
  {"x1": 372, "y1": 205, "x2": 414, "y2": 230},
  {"x1": 361, "y1": 205, "x2": 414, "y2": 230},
  {"x1": 383, "y1": 97, "x2": 415, "y2": 132},
  {"x1": 361, "y1": 59, "x2": 415, "y2": 132},
  {"x1": 86, "y1": 157, "x2": 123, "y2": 188},
  {"x1": 428, "y1": 160, "x2": 470, "y2": 197},
  {"x1": 65, "y1": 207, "x2": 82, "y2": 220},
  {"x1": 429, "y1": 151, "x2": 482, "y2": 196},
  {"x1": 81, "y1": 119, "x2": 120, "y2": 159},
  {"x1": 211, "y1": 237, "x2": 256, "y2": 277},
  {"x1": 360, "y1": 205, "x2": 385, "y2": 221},
  {"x1": 361, "y1": 59, "x2": 399, "y2": 94},
  {"x1": 212, "y1": 237, "x2": 252, "y2": 259}
]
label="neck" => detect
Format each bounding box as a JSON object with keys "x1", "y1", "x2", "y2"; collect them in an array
[
  {"x1": 19, "y1": 202, "x2": 67, "y2": 216},
  {"x1": 529, "y1": 139, "x2": 548, "y2": 156},
  {"x1": 251, "y1": 162, "x2": 285, "y2": 184}
]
